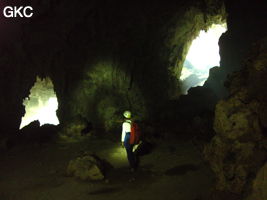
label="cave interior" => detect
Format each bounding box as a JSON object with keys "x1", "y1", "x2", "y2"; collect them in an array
[{"x1": 0, "y1": 0, "x2": 267, "y2": 200}]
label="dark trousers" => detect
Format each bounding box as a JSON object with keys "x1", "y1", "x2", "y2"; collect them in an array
[{"x1": 124, "y1": 132, "x2": 136, "y2": 169}]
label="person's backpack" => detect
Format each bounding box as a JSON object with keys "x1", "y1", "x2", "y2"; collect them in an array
[{"x1": 130, "y1": 122, "x2": 141, "y2": 145}]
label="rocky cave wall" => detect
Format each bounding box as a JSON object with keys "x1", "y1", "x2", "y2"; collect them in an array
[
  {"x1": 160, "y1": 0, "x2": 267, "y2": 136},
  {"x1": 203, "y1": 0, "x2": 267, "y2": 199},
  {"x1": 0, "y1": 0, "x2": 226, "y2": 136},
  {"x1": 204, "y1": 37, "x2": 267, "y2": 199}
]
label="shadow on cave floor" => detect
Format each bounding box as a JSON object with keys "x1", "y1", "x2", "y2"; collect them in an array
[
  {"x1": 165, "y1": 164, "x2": 200, "y2": 176},
  {"x1": 0, "y1": 132, "x2": 215, "y2": 200}
]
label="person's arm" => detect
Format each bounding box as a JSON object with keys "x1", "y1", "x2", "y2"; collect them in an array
[{"x1": 121, "y1": 122, "x2": 126, "y2": 144}]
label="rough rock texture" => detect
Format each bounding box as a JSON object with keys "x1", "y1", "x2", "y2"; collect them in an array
[
  {"x1": 67, "y1": 155, "x2": 104, "y2": 181},
  {"x1": 59, "y1": 115, "x2": 88, "y2": 139},
  {"x1": 246, "y1": 162, "x2": 267, "y2": 200},
  {"x1": 204, "y1": 37, "x2": 267, "y2": 196}
]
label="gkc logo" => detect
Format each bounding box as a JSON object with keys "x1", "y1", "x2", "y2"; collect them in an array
[{"x1": 3, "y1": 6, "x2": 33, "y2": 18}]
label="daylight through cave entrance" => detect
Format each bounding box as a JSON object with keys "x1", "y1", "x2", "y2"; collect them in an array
[
  {"x1": 180, "y1": 23, "x2": 227, "y2": 94},
  {"x1": 19, "y1": 76, "x2": 59, "y2": 129}
]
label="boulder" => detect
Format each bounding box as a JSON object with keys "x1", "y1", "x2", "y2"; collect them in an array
[
  {"x1": 59, "y1": 116, "x2": 89, "y2": 139},
  {"x1": 67, "y1": 155, "x2": 104, "y2": 181}
]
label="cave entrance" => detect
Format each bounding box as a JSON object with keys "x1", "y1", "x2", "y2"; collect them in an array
[
  {"x1": 19, "y1": 76, "x2": 59, "y2": 129},
  {"x1": 180, "y1": 23, "x2": 227, "y2": 94}
]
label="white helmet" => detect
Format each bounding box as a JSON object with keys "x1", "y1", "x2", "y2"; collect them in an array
[{"x1": 123, "y1": 110, "x2": 131, "y2": 119}]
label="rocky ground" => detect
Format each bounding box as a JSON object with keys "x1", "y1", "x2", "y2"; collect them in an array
[{"x1": 0, "y1": 134, "x2": 214, "y2": 200}]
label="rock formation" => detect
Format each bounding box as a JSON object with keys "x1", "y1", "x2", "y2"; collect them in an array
[
  {"x1": 67, "y1": 154, "x2": 105, "y2": 181},
  {"x1": 246, "y1": 162, "x2": 267, "y2": 200},
  {"x1": 204, "y1": 37, "x2": 267, "y2": 196}
]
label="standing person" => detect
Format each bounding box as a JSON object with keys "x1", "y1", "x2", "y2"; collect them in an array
[{"x1": 121, "y1": 110, "x2": 136, "y2": 171}]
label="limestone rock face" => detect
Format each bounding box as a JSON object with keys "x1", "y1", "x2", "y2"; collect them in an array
[
  {"x1": 59, "y1": 116, "x2": 88, "y2": 139},
  {"x1": 246, "y1": 162, "x2": 267, "y2": 200},
  {"x1": 204, "y1": 37, "x2": 267, "y2": 195},
  {"x1": 67, "y1": 155, "x2": 104, "y2": 181}
]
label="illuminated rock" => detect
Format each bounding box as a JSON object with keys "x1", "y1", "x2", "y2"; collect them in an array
[{"x1": 67, "y1": 155, "x2": 104, "y2": 181}]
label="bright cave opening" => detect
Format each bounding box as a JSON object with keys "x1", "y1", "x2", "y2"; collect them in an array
[
  {"x1": 181, "y1": 23, "x2": 227, "y2": 94},
  {"x1": 19, "y1": 76, "x2": 59, "y2": 129}
]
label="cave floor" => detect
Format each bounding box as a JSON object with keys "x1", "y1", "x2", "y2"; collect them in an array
[{"x1": 0, "y1": 134, "x2": 215, "y2": 200}]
